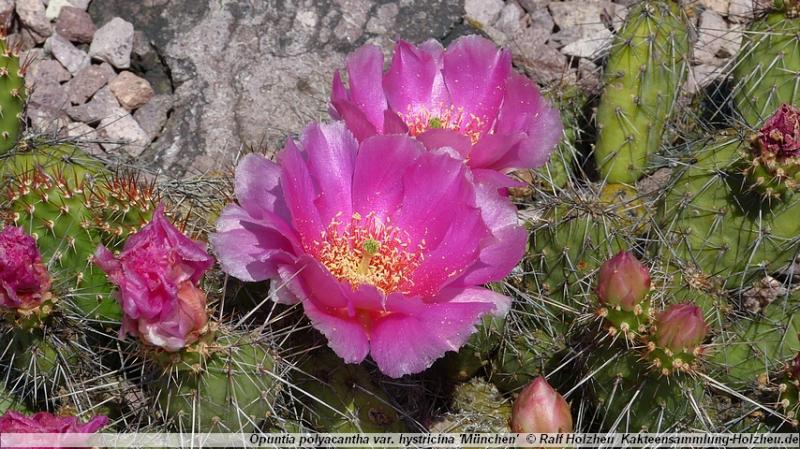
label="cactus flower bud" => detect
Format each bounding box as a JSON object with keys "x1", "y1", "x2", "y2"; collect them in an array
[
  {"x1": 654, "y1": 303, "x2": 707, "y2": 353},
  {"x1": 0, "y1": 226, "x2": 51, "y2": 310},
  {"x1": 596, "y1": 251, "x2": 651, "y2": 311},
  {"x1": 756, "y1": 104, "x2": 800, "y2": 158},
  {"x1": 511, "y1": 377, "x2": 573, "y2": 433}
]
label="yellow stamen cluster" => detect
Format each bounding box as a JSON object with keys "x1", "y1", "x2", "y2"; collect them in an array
[
  {"x1": 401, "y1": 103, "x2": 487, "y2": 145},
  {"x1": 313, "y1": 212, "x2": 425, "y2": 293}
]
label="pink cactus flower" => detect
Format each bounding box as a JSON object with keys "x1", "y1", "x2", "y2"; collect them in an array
[
  {"x1": 654, "y1": 303, "x2": 708, "y2": 353},
  {"x1": 94, "y1": 206, "x2": 214, "y2": 352},
  {"x1": 0, "y1": 411, "x2": 107, "y2": 449},
  {"x1": 0, "y1": 226, "x2": 51, "y2": 310},
  {"x1": 756, "y1": 103, "x2": 800, "y2": 158},
  {"x1": 596, "y1": 251, "x2": 651, "y2": 311},
  {"x1": 330, "y1": 36, "x2": 562, "y2": 174},
  {"x1": 211, "y1": 122, "x2": 522, "y2": 378},
  {"x1": 511, "y1": 377, "x2": 573, "y2": 433}
]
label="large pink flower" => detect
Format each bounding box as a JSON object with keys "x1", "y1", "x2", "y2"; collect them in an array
[
  {"x1": 211, "y1": 122, "x2": 522, "y2": 377},
  {"x1": 0, "y1": 226, "x2": 51, "y2": 310},
  {"x1": 0, "y1": 411, "x2": 107, "y2": 449},
  {"x1": 330, "y1": 35, "x2": 562, "y2": 173},
  {"x1": 94, "y1": 206, "x2": 214, "y2": 352}
]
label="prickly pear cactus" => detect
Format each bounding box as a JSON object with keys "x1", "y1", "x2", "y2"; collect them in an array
[
  {"x1": 732, "y1": 7, "x2": 800, "y2": 127},
  {"x1": 293, "y1": 348, "x2": 406, "y2": 433},
  {"x1": 428, "y1": 378, "x2": 511, "y2": 433},
  {"x1": 153, "y1": 331, "x2": 283, "y2": 432},
  {"x1": 594, "y1": 0, "x2": 690, "y2": 183},
  {"x1": 0, "y1": 35, "x2": 25, "y2": 154}
]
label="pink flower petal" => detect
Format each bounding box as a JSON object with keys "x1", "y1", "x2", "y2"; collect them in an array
[
  {"x1": 442, "y1": 36, "x2": 511, "y2": 134},
  {"x1": 234, "y1": 153, "x2": 288, "y2": 221},
  {"x1": 383, "y1": 40, "x2": 449, "y2": 117},
  {"x1": 303, "y1": 299, "x2": 370, "y2": 364},
  {"x1": 302, "y1": 122, "x2": 358, "y2": 223},
  {"x1": 369, "y1": 300, "x2": 494, "y2": 377},
  {"x1": 416, "y1": 128, "x2": 472, "y2": 158},
  {"x1": 278, "y1": 139, "x2": 325, "y2": 246},
  {"x1": 345, "y1": 45, "x2": 388, "y2": 131}
]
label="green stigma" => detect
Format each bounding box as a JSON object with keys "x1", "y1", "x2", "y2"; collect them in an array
[
  {"x1": 428, "y1": 117, "x2": 443, "y2": 129},
  {"x1": 363, "y1": 239, "x2": 380, "y2": 255}
]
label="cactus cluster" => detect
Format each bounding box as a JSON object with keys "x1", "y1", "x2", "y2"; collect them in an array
[{"x1": 1, "y1": 0, "x2": 799, "y2": 442}]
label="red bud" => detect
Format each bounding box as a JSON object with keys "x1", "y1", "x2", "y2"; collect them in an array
[
  {"x1": 654, "y1": 303, "x2": 707, "y2": 353},
  {"x1": 596, "y1": 251, "x2": 651, "y2": 311},
  {"x1": 511, "y1": 377, "x2": 573, "y2": 433}
]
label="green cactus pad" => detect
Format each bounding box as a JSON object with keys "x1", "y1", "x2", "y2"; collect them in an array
[
  {"x1": 154, "y1": 333, "x2": 283, "y2": 432},
  {"x1": 293, "y1": 349, "x2": 406, "y2": 433},
  {"x1": 732, "y1": 11, "x2": 800, "y2": 127},
  {"x1": 594, "y1": 0, "x2": 690, "y2": 183},
  {"x1": 0, "y1": 36, "x2": 25, "y2": 154},
  {"x1": 438, "y1": 314, "x2": 504, "y2": 382}
]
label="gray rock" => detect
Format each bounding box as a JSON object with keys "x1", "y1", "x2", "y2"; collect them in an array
[
  {"x1": 561, "y1": 28, "x2": 614, "y2": 58},
  {"x1": 365, "y1": 3, "x2": 399, "y2": 35},
  {"x1": 65, "y1": 63, "x2": 115, "y2": 105},
  {"x1": 494, "y1": 2, "x2": 523, "y2": 35},
  {"x1": 45, "y1": 33, "x2": 90, "y2": 74},
  {"x1": 66, "y1": 85, "x2": 123, "y2": 123},
  {"x1": 0, "y1": 0, "x2": 14, "y2": 30},
  {"x1": 728, "y1": 0, "x2": 754, "y2": 22},
  {"x1": 46, "y1": 0, "x2": 90, "y2": 20},
  {"x1": 134, "y1": 94, "x2": 172, "y2": 140},
  {"x1": 26, "y1": 58, "x2": 71, "y2": 90},
  {"x1": 685, "y1": 62, "x2": 725, "y2": 94},
  {"x1": 96, "y1": 109, "x2": 150, "y2": 156},
  {"x1": 28, "y1": 103, "x2": 70, "y2": 134},
  {"x1": 88, "y1": 0, "x2": 462, "y2": 176},
  {"x1": 698, "y1": 0, "x2": 730, "y2": 15},
  {"x1": 108, "y1": 71, "x2": 155, "y2": 111},
  {"x1": 517, "y1": 0, "x2": 548, "y2": 13},
  {"x1": 55, "y1": 6, "x2": 96, "y2": 43},
  {"x1": 63, "y1": 121, "x2": 104, "y2": 156},
  {"x1": 548, "y1": 0, "x2": 618, "y2": 48},
  {"x1": 514, "y1": 42, "x2": 572, "y2": 85},
  {"x1": 16, "y1": 0, "x2": 53, "y2": 39},
  {"x1": 89, "y1": 17, "x2": 134, "y2": 69},
  {"x1": 28, "y1": 80, "x2": 69, "y2": 111},
  {"x1": 464, "y1": 0, "x2": 504, "y2": 26}
]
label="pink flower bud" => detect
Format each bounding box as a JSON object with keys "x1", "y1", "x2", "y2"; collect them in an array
[
  {"x1": 94, "y1": 206, "x2": 214, "y2": 352},
  {"x1": 596, "y1": 251, "x2": 651, "y2": 311},
  {"x1": 0, "y1": 226, "x2": 51, "y2": 310},
  {"x1": 511, "y1": 377, "x2": 573, "y2": 433},
  {"x1": 654, "y1": 303, "x2": 707, "y2": 353},
  {"x1": 756, "y1": 104, "x2": 800, "y2": 158}
]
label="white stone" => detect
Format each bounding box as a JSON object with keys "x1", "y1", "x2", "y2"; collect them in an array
[
  {"x1": 464, "y1": 0, "x2": 504, "y2": 26},
  {"x1": 46, "y1": 0, "x2": 90, "y2": 20},
  {"x1": 728, "y1": 0, "x2": 754, "y2": 23},
  {"x1": 561, "y1": 28, "x2": 614, "y2": 58},
  {"x1": 693, "y1": 9, "x2": 730, "y2": 63},
  {"x1": 97, "y1": 109, "x2": 150, "y2": 156},
  {"x1": 495, "y1": 3, "x2": 523, "y2": 35},
  {"x1": 698, "y1": 0, "x2": 730, "y2": 15}
]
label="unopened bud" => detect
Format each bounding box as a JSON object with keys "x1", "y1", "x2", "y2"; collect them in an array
[
  {"x1": 654, "y1": 303, "x2": 707, "y2": 353},
  {"x1": 596, "y1": 251, "x2": 651, "y2": 311},
  {"x1": 511, "y1": 377, "x2": 573, "y2": 433}
]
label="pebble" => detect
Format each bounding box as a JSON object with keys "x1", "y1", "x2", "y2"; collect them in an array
[
  {"x1": 55, "y1": 6, "x2": 96, "y2": 44},
  {"x1": 65, "y1": 63, "x2": 115, "y2": 105},
  {"x1": 46, "y1": 0, "x2": 90, "y2": 20},
  {"x1": 464, "y1": 0, "x2": 504, "y2": 26},
  {"x1": 109, "y1": 71, "x2": 155, "y2": 111},
  {"x1": 26, "y1": 58, "x2": 71, "y2": 89},
  {"x1": 134, "y1": 94, "x2": 173, "y2": 140},
  {"x1": 89, "y1": 17, "x2": 134, "y2": 69},
  {"x1": 66, "y1": 86, "x2": 123, "y2": 124},
  {"x1": 16, "y1": 0, "x2": 53, "y2": 40},
  {"x1": 45, "y1": 32, "x2": 90, "y2": 74},
  {"x1": 96, "y1": 109, "x2": 151, "y2": 156},
  {"x1": 0, "y1": 0, "x2": 14, "y2": 30}
]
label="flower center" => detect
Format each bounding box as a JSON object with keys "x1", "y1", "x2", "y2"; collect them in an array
[
  {"x1": 313, "y1": 212, "x2": 425, "y2": 293},
  {"x1": 401, "y1": 104, "x2": 486, "y2": 145}
]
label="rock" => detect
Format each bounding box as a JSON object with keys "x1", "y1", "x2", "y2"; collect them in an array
[
  {"x1": 63, "y1": 121, "x2": 104, "y2": 156},
  {"x1": 696, "y1": 0, "x2": 730, "y2": 15},
  {"x1": 548, "y1": 0, "x2": 618, "y2": 48},
  {"x1": 464, "y1": 0, "x2": 504, "y2": 26},
  {"x1": 728, "y1": 0, "x2": 754, "y2": 22},
  {"x1": 108, "y1": 71, "x2": 155, "y2": 111},
  {"x1": 44, "y1": 33, "x2": 90, "y2": 74},
  {"x1": 96, "y1": 109, "x2": 150, "y2": 156},
  {"x1": 526, "y1": 7, "x2": 554, "y2": 36},
  {"x1": 0, "y1": 0, "x2": 15, "y2": 30},
  {"x1": 88, "y1": 0, "x2": 462, "y2": 176},
  {"x1": 685, "y1": 62, "x2": 724, "y2": 94},
  {"x1": 46, "y1": 0, "x2": 90, "y2": 20},
  {"x1": 26, "y1": 59, "x2": 71, "y2": 89},
  {"x1": 66, "y1": 86, "x2": 123, "y2": 123},
  {"x1": 28, "y1": 103, "x2": 70, "y2": 134},
  {"x1": 693, "y1": 10, "x2": 733, "y2": 63},
  {"x1": 578, "y1": 58, "x2": 601, "y2": 93},
  {"x1": 517, "y1": 0, "x2": 548, "y2": 13},
  {"x1": 16, "y1": 0, "x2": 53, "y2": 39},
  {"x1": 365, "y1": 3, "x2": 399, "y2": 35},
  {"x1": 494, "y1": 2, "x2": 523, "y2": 35},
  {"x1": 28, "y1": 80, "x2": 69, "y2": 111},
  {"x1": 55, "y1": 6, "x2": 96, "y2": 43},
  {"x1": 89, "y1": 17, "x2": 134, "y2": 69},
  {"x1": 65, "y1": 63, "x2": 115, "y2": 105},
  {"x1": 561, "y1": 28, "x2": 614, "y2": 58},
  {"x1": 134, "y1": 94, "x2": 172, "y2": 140},
  {"x1": 514, "y1": 43, "x2": 571, "y2": 85}
]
